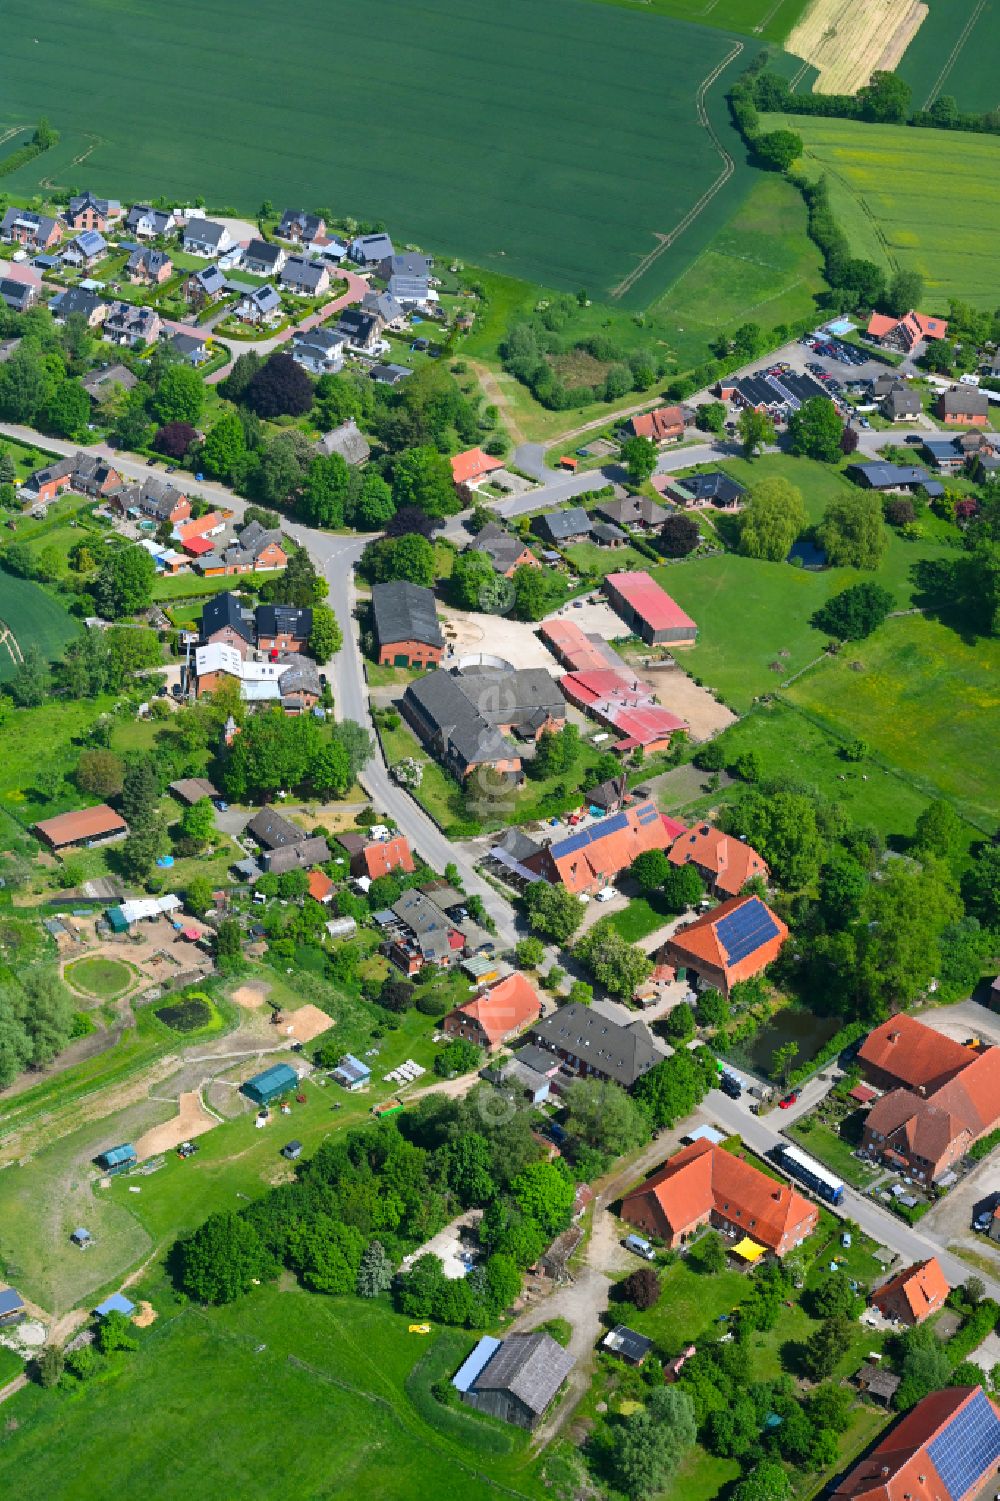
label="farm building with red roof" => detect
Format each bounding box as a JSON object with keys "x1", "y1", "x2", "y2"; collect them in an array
[
  {"x1": 667, "y1": 821, "x2": 769, "y2": 899},
  {"x1": 602, "y1": 572, "x2": 697, "y2": 645},
  {"x1": 663, "y1": 895, "x2": 787, "y2": 996},
  {"x1": 34, "y1": 805, "x2": 128, "y2": 851},
  {"x1": 831, "y1": 1386, "x2": 1000, "y2": 1501},
  {"x1": 451, "y1": 448, "x2": 504, "y2": 487},
  {"x1": 870, "y1": 1257, "x2": 950, "y2": 1326},
  {"x1": 525, "y1": 799, "x2": 671, "y2": 895},
  {"x1": 621, "y1": 1138, "x2": 817, "y2": 1253}
]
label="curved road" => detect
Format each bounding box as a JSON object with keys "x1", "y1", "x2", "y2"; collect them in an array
[
  {"x1": 1, "y1": 421, "x2": 517, "y2": 946},
  {"x1": 203, "y1": 267, "x2": 371, "y2": 384}
]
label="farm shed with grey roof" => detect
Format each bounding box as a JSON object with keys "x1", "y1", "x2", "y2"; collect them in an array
[
  {"x1": 372, "y1": 581, "x2": 444, "y2": 651},
  {"x1": 528, "y1": 1002, "x2": 661, "y2": 1090},
  {"x1": 461, "y1": 1332, "x2": 574, "y2": 1430}
]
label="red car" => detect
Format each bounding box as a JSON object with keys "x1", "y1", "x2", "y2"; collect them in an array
[{"x1": 779, "y1": 1091, "x2": 799, "y2": 1109}]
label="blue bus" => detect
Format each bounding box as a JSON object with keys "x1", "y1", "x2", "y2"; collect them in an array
[{"x1": 775, "y1": 1142, "x2": 845, "y2": 1206}]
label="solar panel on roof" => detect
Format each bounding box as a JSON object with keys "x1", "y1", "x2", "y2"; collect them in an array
[
  {"x1": 635, "y1": 803, "x2": 658, "y2": 825},
  {"x1": 551, "y1": 808, "x2": 630, "y2": 858},
  {"x1": 716, "y1": 898, "x2": 779, "y2": 966},
  {"x1": 929, "y1": 1391, "x2": 1000, "y2": 1501}
]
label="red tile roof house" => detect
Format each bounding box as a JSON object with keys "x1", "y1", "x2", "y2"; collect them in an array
[
  {"x1": 307, "y1": 868, "x2": 334, "y2": 903},
  {"x1": 353, "y1": 834, "x2": 415, "y2": 881},
  {"x1": 602, "y1": 572, "x2": 698, "y2": 646},
  {"x1": 866, "y1": 310, "x2": 949, "y2": 353},
  {"x1": 444, "y1": 972, "x2": 543, "y2": 1051},
  {"x1": 625, "y1": 405, "x2": 686, "y2": 445},
  {"x1": 175, "y1": 512, "x2": 227, "y2": 555},
  {"x1": 33, "y1": 805, "x2": 128, "y2": 851},
  {"x1": 21, "y1": 457, "x2": 76, "y2": 505},
  {"x1": 663, "y1": 895, "x2": 788, "y2": 998},
  {"x1": 451, "y1": 448, "x2": 505, "y2": 488},
  {"x1": 621, "y1": 1139, "x2": 818, "y2": 1253},
  {"x1": 830, "y1": 1386, "x2": 1000, "y2": 1501},
  {"x1": 858, "y1": 1015, "x2": 976, "y2": 1095},
  {"x1": 870, "y1": 1257, "x2": 950, "y2": 1326},
  {"x1": 860, "y1": 1019, "x2": 1000, "y2": 1182},
  {"x1": 668, "y1": 822, "x2": 770, "y2": 899},
  {"x1": 525, "y1": 799, "x2": 673, "y2": 896}
]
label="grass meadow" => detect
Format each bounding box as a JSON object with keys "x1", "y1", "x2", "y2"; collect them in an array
[
  {"x1": 765, "y1": 113, "x2": 1000, "y2": 306},
  {"x1": 3, "y1": 0, "x2": 758, "y2": 306},
  {"x1": 0, "y1": 572, "x2": 80, "y2": 682},
  {"x1": 897, "y1": 0, "x2": 1000, "y2": 113},
  {"x1": 786, "y1": 612, "x2": 1000, "y2": 831},
  {"x1": 0, "y1": 1288, "x2": 547, "y2": 1499}
]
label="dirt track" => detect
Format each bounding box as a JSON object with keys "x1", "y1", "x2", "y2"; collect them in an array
[{"x1": 134, "y1": 1091, "x2": 219, "y2": 1160}]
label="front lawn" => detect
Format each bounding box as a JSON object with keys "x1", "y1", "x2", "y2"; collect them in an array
[
  {"x1": 787, "y1": 1117, "x2": 881, "y2": 1192},
  {"x1": 607, "y1": 893, "x2": 673, "y2": 942}
]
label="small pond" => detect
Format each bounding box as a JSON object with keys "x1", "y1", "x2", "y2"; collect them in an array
[{"x1": 723, "y1": 1006, "x2": 842, "y2": 1080}]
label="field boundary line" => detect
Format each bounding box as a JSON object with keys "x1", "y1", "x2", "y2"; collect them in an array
[
  {"x1": 610, "y1": 40, "x2": 744, "y2": 300},
  {"x1": 754, "y1": 0, "x2": 789, "y2": 32},
  {"x1": 921, "y1": 0, "x2": 986, "y2": 109}
]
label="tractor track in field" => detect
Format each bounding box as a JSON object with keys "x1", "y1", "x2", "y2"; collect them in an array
[
  {"x1": 610, "y1": 40, "x2": 743, "y2": 300},
  {"x1": 921, "y1": 0, "x2": 987, "y2": 108}
]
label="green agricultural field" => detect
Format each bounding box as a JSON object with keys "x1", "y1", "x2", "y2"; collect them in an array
[
  {"x1": 897, "y1": 0, "x2": 1000, "y2": 113},
  {"x1": 3, "y1": 0, "x2": 769, "y2": 307},
  {"x1": 0, "y1": 572, "x2": 80, "y2": 682},
  {"x1": 764, "y1": 113, "x2": 1000, "y2": 306},
  {"x1": 786, "y1": 613, "x2": 1000, "y2": 830},
  {"x1": 590, "y1": 0, "x2": 811, "y2": 42},
  {"x1": 0, "y1": 1289, "x2": 547, "y2": 1499},
  {"x1": 650, "y1": 172, "x2": 827, "y2": 340}
]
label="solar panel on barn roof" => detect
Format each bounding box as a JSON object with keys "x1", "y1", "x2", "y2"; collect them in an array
[
  {"x1": 928, "y1": 1390, "x2": 1000, "y2": 1501},
  {"x1": 716, "y1": 898, "x2": 780, "y2": 965}
]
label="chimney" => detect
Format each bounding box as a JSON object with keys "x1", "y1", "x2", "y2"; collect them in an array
[{"x1": 889, "y1": 1031, "x2": 900, "y2": 1043}]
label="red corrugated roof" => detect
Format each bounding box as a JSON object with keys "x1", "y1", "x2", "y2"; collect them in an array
[
  {"x1": 183, "y1": 535, "x2": 215, "y2": 556},
  {"x1": 606, "y1": 572, "x2": 697, "y2": 633},
  {"x1": 34, "y1": 804, "x2": 127, "y2": 846}
]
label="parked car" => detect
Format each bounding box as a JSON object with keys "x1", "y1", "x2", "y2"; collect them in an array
[
  {"x1": 720, "y1": 1072, "x2": 742, "y2": 1100},
  {"x1": 905, "y1": 434, "x2": 923, "y2": 445},
  {"x1": 624, "y1": 1233, "x2": 657, "y2": 1262},
  {"x1": 213, "y1": 798, "x2": 229, "y2": 812},
  {"x1": 779, "y1": 1090, "x2": 799, "y2": 1109},
  {"x1": 974, "y1": 1213, "x2": 992, "y2": 1232},
  {"x1": 595, "y1": 887, "x2": 618, "y2": 903}
]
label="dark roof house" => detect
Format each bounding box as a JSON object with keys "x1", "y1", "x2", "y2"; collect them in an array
[
  {"x1": 527, "y1": 1002, "x2": 661, "y2": 1090},
  {"x1": 458, "y1": 1332, "x2": 574, "y2": 1430}
]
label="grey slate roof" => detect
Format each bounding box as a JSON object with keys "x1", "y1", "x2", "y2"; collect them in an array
[
  {"x1": 316, "y1": 419, "x2": 370, "y2": 465},
  {"x1": 278, "y1": 209, "x2": 325, "y2": 241},
  {"x1": 127, "y1": 246, "x2": 171, "y2": 278},
  {"x1": 183, "y1": 218, "x2": 226, "y2": 249},
  {"x1": 531, "y1": 507, "x2": 592, "y2": 543},
  {"x1": 81, "y1": 364, "x2": 137, "y2": 400},
  {"x1": 528, "y1": 1002, "x2": 662, "y2": 1088},
  {"x1": 191, "y1": 264, "x2": 226, "y2": 296},
  {"x1": 50, "y1": 286, "x2": 103, "y2": 321},
  {"x1": 201, "y1": 591, "x2": 255, "y2": 644},
  {"x1": 470, "y1": 1333, "x2": 573, "y2": 1416},
  {"x1": 372, "y1": 580, "x2": 443, "y2": 649},
  {"x1": 671, "y1": 471, "x2": 746, "y2": 506},
  {"x1": 255, "y1": 604, "x2": 312, "y2": 640},
  {"x1": 403, "y1": 670, "x2": 515, "y2": 768},
  {"x1": 247, "y1": 808, "x2": 325, "y2": 856},
  {"x1": 591, "y1": 521, "x2": 627, "y2": 545},
  {"x1": 243, "y1": 238, "x2": 284, "y2": 272},
  {"x1": 473, "y1": 526, "x2": 531, "y2": 574},
  {"x1": 594, "y1": 495, "x2": 669, "y2": 528},
  {"x1": 362, "y1": 290, "x2": 404, "y2": 324},
  {"x1": 266, "y1": 836, "x2": 331, "y2": 874},
  {"x1": 884, "y1": 387, "x2": 922, "y2": 418},
  {"x1": 0, "y1": 280, "x2": 35, "y2": 312},
  {"x1": 850, "y1": 462, "x2": 944, "y2": 497},
  {"x1": 280, "y1": 255, "x2": 326, "y2": 293},
  {"x1": 350, "y1": 232, "x2": 394, "y2": 264},
  {"x1": 940, "y1": 386, "x2": 990, "y2": 417}
]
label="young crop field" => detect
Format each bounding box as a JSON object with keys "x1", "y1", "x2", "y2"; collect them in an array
[
  {"x1": 4, "y1": 0, "x2": 774, "y2": 307},
  {"x1": 0, "y1": 572, "x2": 80, "y2": 682},
  {"x1": 589, "y1": 0, "x2": 812, "y2": 43},
  {"x1": 764, "y1": 113, "x2": 1000, "y2": 306},
  {"x1": 896, "y1": 0, "x2": 1000, "y2": 113},
  {"x1": 0, "y1": 1289, "x2": 548, "y2": 1499}
]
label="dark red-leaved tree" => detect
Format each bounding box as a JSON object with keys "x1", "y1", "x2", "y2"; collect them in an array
[
  {"x1": 617, "y1": 1267, "x2": 661, "y2": 1310},
  {"x1": 659, "y1": 512, "x2": 701, "y2": 558},
  {"x1": 384, "y1": 506, "x2": 443, "y2": 540},
  {"x1": 154, "y1": 422, "x2": 198, "y2": 459},
  {"x1": 840, "y1": 423, "x2": 860, "y2": 455},
  {"x1": 244, "y1": 353, "x2": 314, "y2": 418}
]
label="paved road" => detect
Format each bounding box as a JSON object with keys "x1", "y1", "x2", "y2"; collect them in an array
[
  {"x1": 204, "y1": 268, "x2": 370, "y2": 384},
  {"x1": 706, "y1": 1086, "x2": 1000, "y2": 1302}
]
